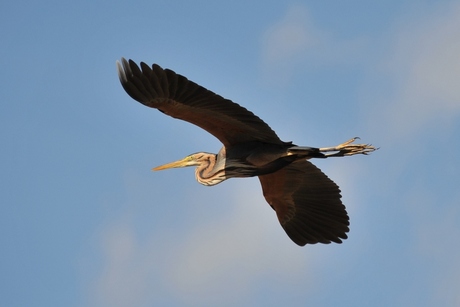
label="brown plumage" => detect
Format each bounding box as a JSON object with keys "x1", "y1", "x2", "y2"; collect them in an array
[{"x1": 117, "y1": 58, "x2": 376, "y2": 246}]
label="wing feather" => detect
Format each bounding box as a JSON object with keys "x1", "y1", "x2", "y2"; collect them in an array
[
  {"x1": 258, "y1": 160, "x2": 349, "y2": 246},
  {"x1": 117, "y1": 58, "x2": 282, "y2": 146}
]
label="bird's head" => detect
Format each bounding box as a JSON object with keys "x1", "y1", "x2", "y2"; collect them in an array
[{"x1": 152, "y1": 153, "x2": 214, "y2": 171}]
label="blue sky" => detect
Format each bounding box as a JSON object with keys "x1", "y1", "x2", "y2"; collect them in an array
[{"x1": 1, "y1": 1, "x2": 460, "y2": 306}]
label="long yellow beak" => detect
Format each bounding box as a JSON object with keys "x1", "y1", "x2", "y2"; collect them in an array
[{"x1": 152, "y1": 157, "x2": 193, "y2": 171}]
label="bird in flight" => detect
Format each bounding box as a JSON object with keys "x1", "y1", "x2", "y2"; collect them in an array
[{"x1": 116, "y1": 58, "x2": 376, "y2": 246}]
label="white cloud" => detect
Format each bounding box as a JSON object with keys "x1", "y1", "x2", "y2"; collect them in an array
[
  {"x1": 88, "y1": 219, "x2": 160, "y2": 307},
  {"x1": 261, "y1": 4, "x2": 367, "y2": 85},
  {"x1": 370, "y1": 2, "x2": 460, "y2": 138},
  {"x1": 87, "y1": 180, "x2": 315, "y2": 306},
  {"x1": 405, "y1": 187, "x2": 460, "y2": 306},
  {"x1": 359, "y1": 3, "x2": 460, "y2": 305},
  {"x1": 260, "y1": 4, "x2": 325, "y2": 85},
  {"x1": 262, "y1": 4, "x2": 317, "y2": 67},
  {"x1": 166, "y1": 181, "x2": 310, "y2": 305},
  {"x1": 86, "y1": 4, "x2": 460, "y2": 306}
]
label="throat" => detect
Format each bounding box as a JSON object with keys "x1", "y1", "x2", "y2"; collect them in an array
[
  {"x1": 194, "y1": 154, "x2": 227, "y2": 186},
  {"x1": 195, "y1": 168, "x2": 227, "y2": 186}
]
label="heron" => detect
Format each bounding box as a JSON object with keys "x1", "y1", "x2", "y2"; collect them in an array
[{"x1": 116, "y1": 58, "x2": 376, "y2": 246}]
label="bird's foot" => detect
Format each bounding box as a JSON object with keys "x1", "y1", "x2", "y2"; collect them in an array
[{"x1": 319, "y1": 137, "x2": 377, "y2": 157}]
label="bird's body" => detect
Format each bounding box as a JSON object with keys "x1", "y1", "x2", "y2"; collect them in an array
[
  {"x1": 164, "y1": 142, "x2": 309, "y2": 185},
  {"x1": 117, "y1": 58, "x2": 376, "y2": 246}
]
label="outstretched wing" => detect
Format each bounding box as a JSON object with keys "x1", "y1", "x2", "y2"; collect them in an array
[
  {"x1": 117, "y1": 58, "x2": 282, "y2": 147},
  {"x1": 258, "y1": 160, "x2": 349, "y2": 246}
]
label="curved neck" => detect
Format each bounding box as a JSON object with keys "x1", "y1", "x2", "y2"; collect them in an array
[{"x1": 195, "y1": 153, "x2": 227, "y2": 186}]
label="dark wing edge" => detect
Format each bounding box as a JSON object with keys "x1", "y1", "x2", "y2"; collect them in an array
[
  {"x1": 116, "y1": 58, "x2": 282, "y2": 146},
  {"x1": 258, "y1": 160, "x2": 349, "y2": 246}
]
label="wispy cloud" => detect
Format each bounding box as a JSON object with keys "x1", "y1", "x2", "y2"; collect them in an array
[
  {"x1": 362, "y1": 3, "x2": 460, "y2": 305},
  {"x1": 261, "y1": 3, "x2": 367, "y2": 85},
  {"x1": 262, "y1": 5, "x2": 317, "y2": 67},
  {"x1": 88, "y1": 219, "x2": 160, "y2": 307},
  {"x1": 86, "y1": 3, "x2": 460, "y2": 307},
  {"x1": 368, "y1": 3, "x2": 460, "y2": 138},
  {"x1": 87, "y1": 181, "x2": 314, "y2": 306},
  {"x1": 166, "y1": 182, "x2": 312, "y2": 305}
]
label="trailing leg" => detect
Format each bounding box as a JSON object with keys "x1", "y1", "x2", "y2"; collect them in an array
[
  {"x1": 318, "y1": 137, "x2": 377, "y2": 157},
  {"x1": 287, "y1": 137, "x2": 377, "y2": 159}
]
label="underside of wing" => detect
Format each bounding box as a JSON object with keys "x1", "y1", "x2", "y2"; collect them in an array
[
  {"x1": 258, "y1": 160, "x2": 349, "y2": 246},
  {"x1": 117, "y1": 58, "x2": 282, "y2": 146}
]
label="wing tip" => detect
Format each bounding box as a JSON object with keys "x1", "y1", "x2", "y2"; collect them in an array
[
  {"x1": 285, "y1": 218, "x2": 349, "y2": 246},
  {"x1": 116, "y1": 57, "x2": 131, "y2": 84}
]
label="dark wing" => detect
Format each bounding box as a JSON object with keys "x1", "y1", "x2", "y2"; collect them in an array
[
  {"x1": 117, "y1": 58, "x2": 282, "y2": 147},
  {"x1": 258, "y1": 160, "x2": 349, "y2": 246}
]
